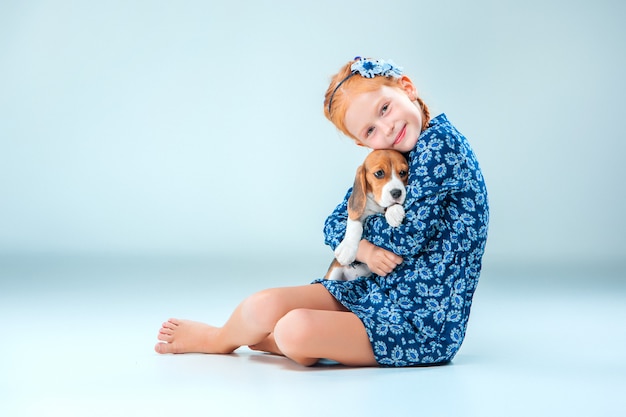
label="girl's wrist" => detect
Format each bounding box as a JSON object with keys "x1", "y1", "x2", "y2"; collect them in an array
[{"x1": 356, "y1": 239, "x2": 373, "y2": 264}]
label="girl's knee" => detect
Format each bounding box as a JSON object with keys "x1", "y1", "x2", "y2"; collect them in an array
[
  {"x1": 241, "y1": 289, "x2": 288, "y2": 331},
  {"x1": 273, "y1": 309, "x2": 316, "y2": 360}
]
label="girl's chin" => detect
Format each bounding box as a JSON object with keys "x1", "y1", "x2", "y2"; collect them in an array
[{"x1": 395, "y1": 137, "x2": 418, "y2": 152}]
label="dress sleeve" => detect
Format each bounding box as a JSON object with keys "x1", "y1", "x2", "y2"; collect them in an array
[
  {"x1": 362, "y1": 180, "x2": 464, "y2": 256},
  {"x1": 323, "y1": 188, "x2": 351, "y2": 251}
]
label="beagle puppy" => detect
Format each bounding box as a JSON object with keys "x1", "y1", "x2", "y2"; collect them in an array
[{"x1": 325, "y1": 149, "x2": 409, "y2": 281}]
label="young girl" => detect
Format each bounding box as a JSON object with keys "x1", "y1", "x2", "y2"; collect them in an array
[{"x1": 155, "y1": 57, "x2": 489, "y2": 367}]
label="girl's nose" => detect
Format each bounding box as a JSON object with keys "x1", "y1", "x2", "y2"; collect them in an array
[{"x1": 381, "y1": 121, "x2": 394, "y2": 137}]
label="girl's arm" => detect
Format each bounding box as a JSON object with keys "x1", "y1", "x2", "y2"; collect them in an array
[{"x1": 362, "y1": 182, "x2": 463, "y2": 257}]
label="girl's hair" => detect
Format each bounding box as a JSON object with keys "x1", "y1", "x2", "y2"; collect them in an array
[{"x1": 324, "y1": 58, "x2": 430, "y2": 142}]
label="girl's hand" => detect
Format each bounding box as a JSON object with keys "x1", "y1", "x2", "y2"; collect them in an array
[{"x1": 356, "y1": 240, "x2": 403, "y2": 277}]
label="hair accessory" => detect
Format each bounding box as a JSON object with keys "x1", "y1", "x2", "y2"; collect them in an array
[
  {"x1": 328, "y1": 57, "x2": 403, "y2": 114},
  {"x1": 350, "y1": 57, "x2": 403, "y2": 79}
]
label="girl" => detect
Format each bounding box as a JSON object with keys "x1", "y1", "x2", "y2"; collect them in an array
[{"x1": 155, "y1": 57, "x2": 489, "y2": 367}]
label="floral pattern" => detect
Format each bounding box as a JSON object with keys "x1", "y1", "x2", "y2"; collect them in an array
[
  {"x1": 314, "y1": 114, "x2": 489, "y2": 367},
  {"x1": 350, "y1": 57, "x2": 403, "y2": 79}
]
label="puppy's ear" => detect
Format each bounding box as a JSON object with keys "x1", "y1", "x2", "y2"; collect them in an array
[{"x1": 348, "y1": 164, "x2": 367, "y2": 220}]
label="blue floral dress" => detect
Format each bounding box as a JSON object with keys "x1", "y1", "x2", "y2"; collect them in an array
[{"x1": 314, "y1": 114, "x2": 489, "y2": 367}]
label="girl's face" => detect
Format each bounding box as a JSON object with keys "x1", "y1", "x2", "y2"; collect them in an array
[{"x1": 343, "y1": 79, "x2": 423, "y2": 152}]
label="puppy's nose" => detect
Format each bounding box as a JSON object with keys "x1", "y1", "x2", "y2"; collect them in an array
[{"x1": 390, "y1": 189, "x2": 402, "y2": 199}]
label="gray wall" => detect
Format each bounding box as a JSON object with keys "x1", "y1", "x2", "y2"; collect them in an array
[{"x1": 1, "y1": 0, "x2": 624, "y2": 264}]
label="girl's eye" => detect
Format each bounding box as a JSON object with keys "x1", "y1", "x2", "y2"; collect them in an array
[
  {"x1": 366, "y1": 127, "x2": 375, "y2": 137},
  {"x1": 374, "y1": 170, "x2": 385, "y2": 179},
  {"x1": 381, "y1": 103, "x2": 389, "y2": 115}
]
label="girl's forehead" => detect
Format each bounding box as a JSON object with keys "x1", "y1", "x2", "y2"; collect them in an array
[
  {"x1": 347, "y1": 85, "x2": 398, "y2": 108},
  {"x1": 345, "y1": 87, "x2": 393, "y2": 120},
  {"x1": 343, "y1": 91, "x2": 382, "y2": 136}
]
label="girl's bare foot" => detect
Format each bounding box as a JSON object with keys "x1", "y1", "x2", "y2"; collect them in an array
[
  {"x1": 248, "y1": 333, "x2": 284, "y2": 356},
  {"x1": 155, "y1": 318, "x2": 232, "y2": 354}
]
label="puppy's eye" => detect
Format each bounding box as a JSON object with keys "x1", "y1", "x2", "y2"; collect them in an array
[
  {"x1": 374, "y1": 170, "x2": 385, "y2": 179},
  {"x1": 399, "y1": 170, "x2": 408, "y2": 178}
]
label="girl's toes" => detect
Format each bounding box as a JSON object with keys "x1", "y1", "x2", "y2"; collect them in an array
[
  {"x1": 155, "y1": 342, "x2": 176, "y2": 354},
  {"x1": 162, "y1": 320, "x2": 178, "y2": 330},
  {"x1": 160, "y1": 326, "x2": 174, "y2": 336},
  {"x1": 158, "y1": 331, "x2": 173, "y2": 342}
]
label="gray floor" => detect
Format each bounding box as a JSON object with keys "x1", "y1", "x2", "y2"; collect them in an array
[{"x1": 1, "y1": 255, "x2": 625, "y2": 417}]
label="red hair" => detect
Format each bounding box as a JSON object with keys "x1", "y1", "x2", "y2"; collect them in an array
[{"x1": 324, "y1": 59, "x2": 430, "y2": 142}]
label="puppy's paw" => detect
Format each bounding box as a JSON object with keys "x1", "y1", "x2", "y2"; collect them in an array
[
  {"x1": 385, "y1": 204, "x2": 405, "y2": 227},
  {"x1": 334, "y1": 241, "x2": 358, "y2": 266}
]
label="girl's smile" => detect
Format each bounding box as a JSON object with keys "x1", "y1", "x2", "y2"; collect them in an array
[{"x1": 394, "y1": 124, "x2": 407, "y2": 145}]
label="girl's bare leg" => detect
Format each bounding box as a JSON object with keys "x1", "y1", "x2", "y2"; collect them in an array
[
  {"x1": 155, "y1": 284, "x2": 346, "y2": 355},
  {"x1": 273, "y1": 309, "x2": 377, "y2": 367},
  {"x1": 248, "y1": 333, "x2": 281, "y2": 355},
  {"x1": 249, "y1": 312, "x2": 378, "y2": 367}
]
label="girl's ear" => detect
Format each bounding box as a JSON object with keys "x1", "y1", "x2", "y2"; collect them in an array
[{"x1": 398, "y1": 75, "x2": 418, "y2": 101}]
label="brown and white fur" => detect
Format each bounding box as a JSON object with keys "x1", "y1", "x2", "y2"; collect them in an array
[{"x1": 325, "y1": 150, "x2": 409, "y2": 281}]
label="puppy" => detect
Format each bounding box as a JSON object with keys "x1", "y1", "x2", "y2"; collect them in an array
[{"x1": 325, "y1": 149, "x2": 409, "y2": 281}]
